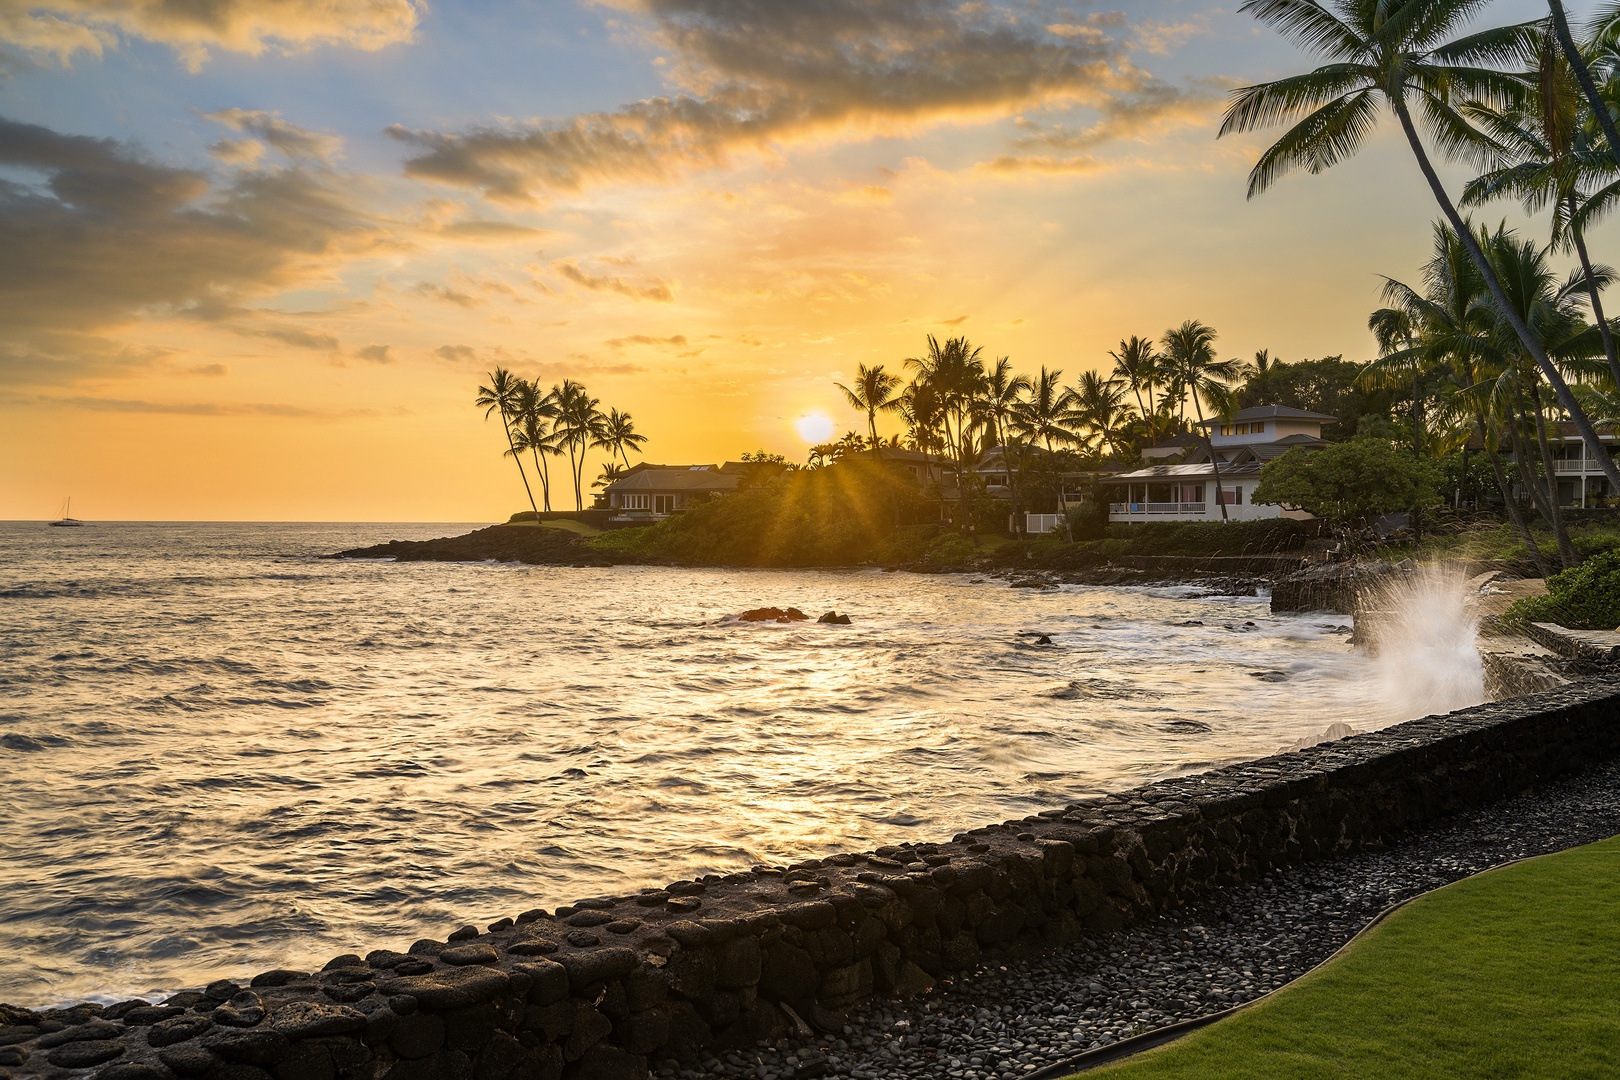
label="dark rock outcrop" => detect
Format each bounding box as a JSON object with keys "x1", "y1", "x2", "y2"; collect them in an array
[{"x1": 737, "y1": 607, "x2": 808, "y2": 623}]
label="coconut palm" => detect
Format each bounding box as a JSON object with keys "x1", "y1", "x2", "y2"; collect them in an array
[
  {"x1": 905, "y1": 335, "x2": 987, "y2": 483},
  {"x1": 976, "y1": 357, "x2": 1033, "y2": 455},
  {"x1": 509, "y1": 379, "x2": 561, "y2": 512},
  {"x1": 1546, "y1": 0, "x2": 1620, "y2": 171},
  {"x1": 1109, "y1": 336, "x2": 1163, "y2": 422},
  {"x1": 1460, "y1": 26, "x2": 1620, "y2": 391},
  {"x1": 474, "y1": 367, "x2": 539, "y2": 519},
  {"x1": 1221, "y1": 0, "x2": 1620, "y2": 491},
  {"x1": 834, "y1": 363, "x2": 904, "y2": 459},
  {"x1": 552, "y1": 380, "x2": 605, "y2": 511},
  {"x1": 593, "y1": 462, "x2": 626, "y2": 489},
  {"x1": 1013, "y1": 367, "x2": 1077, "y2": 454},
  {"x1": 1073, "y1": 370, "x2": 1136, "y2": 458},
  {"x1": 1161, "y1": 320, "x2": 1241, "y2": 521},
  {"x1": 594, "y1": 408, "x2": 648, "y2": 470}
]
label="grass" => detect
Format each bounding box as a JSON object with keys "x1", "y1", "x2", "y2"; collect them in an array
[
  {"x1": 1082, "y1": 835, "x2": 1620, "y2": 1080},
  {"x1": 502, "y1": 518, "x2": 602, "y2": 537},
  {"x1": 1371, "y1": 519, "x2": 1620, "y2": 566}
]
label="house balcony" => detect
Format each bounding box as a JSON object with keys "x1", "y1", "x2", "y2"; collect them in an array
[{"x1": 1109, "y1": 502, "x2": 1208, "y2": 516}]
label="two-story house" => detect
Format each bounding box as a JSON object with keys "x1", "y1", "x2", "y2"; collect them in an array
[{"x1": 1101, "y1": 405, "x2": 1336, "y2": 523}]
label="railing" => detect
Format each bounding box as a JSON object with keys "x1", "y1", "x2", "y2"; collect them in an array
[
  {"x1": 1025, "y1": 513, "x2": 1062, "y2": 534},
  {"x1": 1554, "y1": 459, "x2": 1595, "y2": 474},
  {"x1": 1109, "y1": 502, "x2": 1208, "y2": 515}
]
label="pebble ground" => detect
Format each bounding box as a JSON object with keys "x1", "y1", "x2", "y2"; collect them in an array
[{"x1": 654, "y1": 758, "x2": 1620, "y2": 1080}]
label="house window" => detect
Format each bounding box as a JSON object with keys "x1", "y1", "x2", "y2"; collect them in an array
[
  {"x1": 1217, "y1": 486, "x2": 1243, "y2": 505},
  {"x1": 1176, "y1": 483, "x2": 1204, "y2": 503},
  {"x1": 1220, "y1": 422, "x2": 1267, "y2": 436},
  {"x1": 621, "y1": 494, "x2": 650, "y2": 510}
]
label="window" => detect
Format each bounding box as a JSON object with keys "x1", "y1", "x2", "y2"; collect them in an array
[
  {"x1": 620, "y1": 494, "x2": 650, "y2": 509},
  {"x1": 1217, "y1": 486, "x2": 1243, "y2": 505},
  {"x1": 1176, "y1": 483, "x2": 1204, "y2": 503},
  {"x1": 1220, "y1": 421, "x2": 1267, "y2": 436}
]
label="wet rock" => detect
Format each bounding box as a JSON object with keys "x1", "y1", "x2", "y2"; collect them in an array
[
  {"x1": 147, "y1": 1016, "x2": 214, "y2": 1047},
  {"x1": 96, "y1": 1064, "x2": 168, "y2": 1080},
  {"x1": 38, "y1": 1020, "x2": 124, "y2": 1047},
  {"x1": 249, "y1": 970, "x2": 307, "y2": 989},
  {"x1": 203, "y1": 980, "x2": 242, "y2": 1003},
  {"x1": 738, "y1": 607, "x2": 809, "y2": 623},
  {"x1": 0, "y1": 1047, "x2": 25, "y2": 1068},
  {"x1": 565, "y1": 930, "x2": 602, "y2": 948},
  {"x1": 1249, "y1": 670, "x2": 1290, "y2": 683},
  {"x1": 438, "y1": 943, "x2": 498, "y2": 966},
  {"x1": 506, "y1": 940, "x2": 558, "y2": 957},
  {"x1": 0, "y1": 1029, "x2": 36, "y2": 1049},
  {"x1": 564, "y1": 910, "x2": 613, "y2": 928},
  {"x1": 446, "y1": 925, "x2": 480, "y2": 943},
  {"x1": 558, "y1": 948, "x2": 638, "y2": 993},
  {"x1": 46, "y1": 1040, "x2": 125, "y2": 1068},
  {"x1": 202, "y1": 1028, "x2": 290, "y2": 1065},
  {"x1": 606, "y1": 919, "x2": 641, "y2": 935},
  {"x1": 320, "y1": 982, "x2": 374, "y2": 1004},
  {"x1": 816, "y1": 611, "x2": 852, "y2": 625},
  {"x1": 157, "y1": 1044, "x2": 217, "y2": 1077},
  {"x1": 322, "y1": 955, "x2": 365, "y2": 971},
  {"x1": 267, "y1": 1002, "x2": 367, "y2": 1040},
  {"x1": 377, "y1": 967, "x2": 509, "y2": 1010},
  {"x1": 121, "y1": 1005, "x2": 186, "y2": 1026}
]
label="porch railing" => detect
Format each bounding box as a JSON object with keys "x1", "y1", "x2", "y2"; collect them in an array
[{"x1": 1109, "y1": 502, "x2": 1208, "y2": 515}]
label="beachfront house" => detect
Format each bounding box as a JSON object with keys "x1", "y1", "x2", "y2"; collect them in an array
[
  {"x1": 600, "y1": 463, "x2": 745, "y2": 523},
  {"x1": 1518, "y1": 424, "x2": 1620, "y2": 508},
  {"x1": 1101, "y1": 405, "x2": 1337, "y2": 524}
]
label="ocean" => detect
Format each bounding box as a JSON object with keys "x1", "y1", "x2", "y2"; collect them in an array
[{"x1": 0, "y1": 521, "x2": 1459, "y2": 1005}]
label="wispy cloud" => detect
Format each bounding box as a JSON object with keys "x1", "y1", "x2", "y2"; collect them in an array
[
  {"x1": 0, "y1": 0, "x2": 421, "y2": 70},
  {"x1": 204, "y1": 109, "x2": 343, "y2": 163},
  {"x1": 553, "y1": 259, "x2": 674, "y2": 302},
  {"x1": 6, "y1": 393, "x2": 391, "y2": 418},
  {"x1": 388, "y1": 0, "x2": 1144, "y2": 203}
]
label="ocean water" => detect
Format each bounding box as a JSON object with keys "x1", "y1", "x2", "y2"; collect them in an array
[{"x1": 0, "y1": 522, "x2": 1457, "y2": 1006}]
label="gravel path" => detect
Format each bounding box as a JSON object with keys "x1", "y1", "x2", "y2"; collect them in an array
[{"x1": 655, "y1": 757, "x2": 1620, "y2": 1080}]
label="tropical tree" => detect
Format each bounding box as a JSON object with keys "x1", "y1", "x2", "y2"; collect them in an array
[
  {"x1": 1255, "y1": 437, "x2": 1444, "y2": 527},
  {"x1": 1162, "y1": 320, "x2": 1241, "y2": 520},
  {"x1": 1221, "y1": 0, "x2": 1620, "y2": 492},
  {"x1": 1109, "y1": 336, "x2": 1165, "y2": 438},
  {"x1": 905, "y1": 335, "x2": 987, "y2": 481},
  {"x1": 510, "y1": 379, "x2": 560, "y2": 512},
  {"x1": 977, "y1": 356, "x2": 1033, "y2": 453},
  {"x1": 552, "y1": 379, "x2": 604, "y2": 511},
  {"x1": 1072, "y1": 370, "x2": 1136, "y2": 458},
  {"x1": 1013, "y1": 366, "x2": 1076, "y2": 454},
  {"x1": 594, "y1": 407, "x2": 648, "y2": 470},
  {"x1": 834, "y1": 363, "x2": 904, "y2": 458},
  {"x1": 475, "y1": 367, "x2": 539, "y2": 518},
  {"x1": 593, "y1": 462, "x2": 627, "y2": 489}
]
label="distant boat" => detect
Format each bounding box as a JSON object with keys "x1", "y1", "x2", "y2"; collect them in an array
[{"x1": 50, "y1": 498, "x2": 85, "y2": 527}]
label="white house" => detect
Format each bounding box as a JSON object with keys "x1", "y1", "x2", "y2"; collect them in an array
[
  {"x1": 1101, "y1": 405, "x2": 1336, "y2": 524},
  {"x1": 600, "y1": 463, "x2": 745, "y2": 523},
  {"x1": 1531, "y1": 424, "x2": 1620, "y2": 507}
]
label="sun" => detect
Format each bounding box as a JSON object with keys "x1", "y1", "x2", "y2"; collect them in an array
[{"x1": 794, "y1": 412, "x2": 835, "y2": 444}]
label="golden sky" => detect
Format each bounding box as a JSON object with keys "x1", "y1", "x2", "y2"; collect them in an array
[{"x1": 0, "y1": 0, "x2": 1592, "y2": 520}]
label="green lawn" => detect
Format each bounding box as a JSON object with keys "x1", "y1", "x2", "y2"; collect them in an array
[
  {"x1": 502, "y1": 518, "x2": 602, "y2": 537},
  {"x1": 1083, "y1": 836, "x2": 1620, "y2": 1080}
]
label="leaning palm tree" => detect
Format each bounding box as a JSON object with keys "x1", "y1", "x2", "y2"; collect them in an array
[
  {"x1": 511, "y1": 379, "x2": 559, "y2": 512},
  {"x1": 1162, "y1": 320, "x2": 1241, "y2": 521},
  {"x1": 1221, "y1": 0, "x2": 1620, "y2": 491},
  {"x1": 834, "y1": 363, "x2": 904, "y2": 459},
  {"x1": 474, "y1": 367, "x2": 538, "y2": 519}
]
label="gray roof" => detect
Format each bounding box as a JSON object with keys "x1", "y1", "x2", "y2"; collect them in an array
[
  {"x1": 605, "y1": 466, "x2": 742, "y2": 494},
  {"x1": 1197, "y1": 405, "x2": 1337, "y2": 426},
  {"x1": 1103, "y1": 462, "x2": 1265, "y2": 483}
]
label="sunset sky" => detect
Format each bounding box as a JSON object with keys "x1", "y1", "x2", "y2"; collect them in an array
[{"x1": 0, "y1": 0, "x2": 1593, "y2": 520}]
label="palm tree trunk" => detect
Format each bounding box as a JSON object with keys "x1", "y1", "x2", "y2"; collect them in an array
[
  {"x1": 1548, "y1": 0, "x2": 1620, "y2": 171},
  {"x1": 566, "y1": 440, "x2": 581, "y2": 512},
  {"x1": 1530, "y1": 384, "x2": 1578, "y2": 566},
  {"x1": 1478, "y1": 415, "x2": 1553, "y2": 576},
  {"x1": 1392, "y1": 94, "x2": 1620, "y2": 492},
  {"x1": 1509, "y1": 410, "x2": 1563, "y2": 544},
  {"x1": 1191, "y1": 397, "x2": 1229, "y2": 522},
  {"x1": 501, "y1": 413, "x2": 539, "y2": 519},
  {"x1": 1568, "y1": 202, "x2": 1620, "y2": 390}
]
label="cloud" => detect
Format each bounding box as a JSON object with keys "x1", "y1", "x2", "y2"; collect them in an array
[
  {"x1": 554, "y1": 259, "x2": 673, "y2": 302},
  {"x1": 0, "y1": 115, "x2": 384, "y2": 372},
  {"x1": 604, "y1": 334, "x2": 687, "y2": 348},
  {"x1": 234, "y1": 324, "x2": 341, "y2": 351},
  {"x1": 0, "y1": 0, "x2": 421, "y2": 69},
  {"x1": 7, "y1": 393, "x2": 385, "y2": 418},
  {"x1": 433, "y1": 344, "x2": 479, "y2": 364},
  {"x1": 981, "y1": 80, "x2": 1226, "y2": 173},
  {"x1": 388, "y1": 0, "x2": 1142, "y2": 202},
  {"x1": 355, "y1": 343, "x2": 393, "y2": 363},
  {"x1": 413, "y1": 281, "x2": 481, "y2": 307},
  {"x1": 204, "y1": 109, "x2": 342, "y2": 162}
]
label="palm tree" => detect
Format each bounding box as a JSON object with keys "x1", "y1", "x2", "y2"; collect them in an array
[
  {"x1": 474, "y1": 367, "x2": 538, "y2": 519},
  {"x1": 1161, "y1": 320, "x2": 1241, "y2": 521},
  {"x1": 1014, "y1": 366, "x2": 1076, "y2": 454},
  {"x1": 1221, "y1": 0, "x2": 1620, "y2": 492},
  {"x1": 1460, "y1": 27, "x2": 1620, "y2": 391},
  {"x1": 593, "y1": 462, "x2": 627, "y2": 489},
  {"x1": 1546, "y1": 0, "x2": 1620, "y2": 171},
  {"x1": 834, "y1": 363, "x2": 904, "y2": 459},
  {"x1": 975, "y1": 357, "x2": 1032, "y2": 454},
  {"x1": 552, "y1": 380, "x2": 605, "y2": 511},
  {"x1": 905, "y1": 335, "x2": 987, "y2": 487},
  {"x1": 1109, "y1": 336, "x2": 1163, "y2": 422},
  {"x1": 1072, "y1": 370, "x2": 1136, "y2": 458},
  {"x1": 594, "y1": 408, "x2": 648, "y2": 469},
  {"x1": 510, "y1": 379, "x2": 560, "y2": 512}
]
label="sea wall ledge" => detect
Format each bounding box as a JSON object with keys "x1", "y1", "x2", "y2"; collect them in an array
[{"x1": 7, "y1": 679, "x2": 1620, "y2": 1080}]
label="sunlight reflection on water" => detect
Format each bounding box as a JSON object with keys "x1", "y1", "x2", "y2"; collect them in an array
[{"x1": 0, "y1": 522, "x2": 1415, "y2": 1004}]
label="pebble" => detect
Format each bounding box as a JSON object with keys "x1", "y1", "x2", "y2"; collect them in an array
[{"x1": 653, "y1": 759, "x2": 1620, "y2": 1080}]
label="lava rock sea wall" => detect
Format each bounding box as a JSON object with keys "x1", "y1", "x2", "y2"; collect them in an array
[{"x1": 6, "y1": 678, "x2": 1620, "y2": 1080}]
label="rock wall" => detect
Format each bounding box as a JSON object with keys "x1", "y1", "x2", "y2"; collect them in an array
[{"x1": 8, "y1": 679, "x2": 1620, "y2": 1080}]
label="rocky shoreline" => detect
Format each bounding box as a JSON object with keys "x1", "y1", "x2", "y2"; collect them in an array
[{"x1": 650, "y1": 757, "x2": 1620, "y2": 1080}]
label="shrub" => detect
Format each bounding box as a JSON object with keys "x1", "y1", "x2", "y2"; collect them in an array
[
  {"x1": 1102, "y1": 519, "x2": 1317, "y2": 556},
  {"x1": 1507, "y1": 549, "x2": 1620, "y2": 630}
]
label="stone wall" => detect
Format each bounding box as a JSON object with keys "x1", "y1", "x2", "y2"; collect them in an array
[{"x1": 8, "y1": 679, "x2": 1620, "y2": 1080}]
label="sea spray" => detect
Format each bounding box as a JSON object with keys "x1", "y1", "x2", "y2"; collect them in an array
[{"x1": 1355, "y1": 563, "x2": 1487, "y2": 717}]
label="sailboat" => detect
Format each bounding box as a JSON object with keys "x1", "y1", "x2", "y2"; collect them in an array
[{"x1": 50, "y1": 498, "x2": 85, "y2": 527}]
